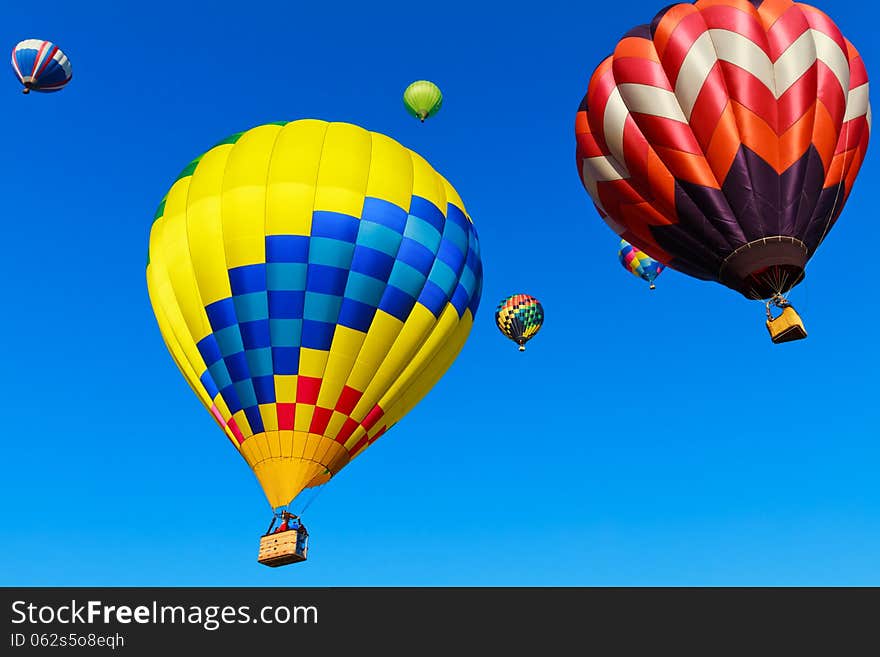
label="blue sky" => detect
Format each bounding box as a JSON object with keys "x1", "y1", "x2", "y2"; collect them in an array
[{"x1": 1, "y1": 0, "x2": 878, "y2": 586}]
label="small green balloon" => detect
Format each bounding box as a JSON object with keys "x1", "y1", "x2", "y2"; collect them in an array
[{"x1": 403, "y1": 80, "x2": 443, "y2": 123}]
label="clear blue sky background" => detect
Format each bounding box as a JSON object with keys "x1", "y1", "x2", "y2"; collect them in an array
[{"x1": 1, "y1": 0, "x2": 878, "y2": 586}]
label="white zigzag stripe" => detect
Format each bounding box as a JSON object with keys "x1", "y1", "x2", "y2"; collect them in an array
[
  {"x1": 808, "y1": 30, "x2": 850, "y2": 95},
  {"x1": 843, "y1": 83, "x2": 870, "y2": 123},
  {"x1": 710, "y1": 28, "x2": 849, "y2": 99},
  {"x1": 582, "y1": 155, "x2": 628, "y2": 183},
  {"x1": 660, "y1": 28, "x2": 852, "y2": 121},
  {"x1": 774, "y1": 30, "x2": 820, "y2": 95},
  {"x1": 580, "y1": 155, "x2": 628, "y2": 212},
  {"x1": 618, "y1": 83, "x2": 689, "y2": 123},
  {"x1": 603, "y1": 87, "x2": 631, "y2": 169},
  {"x1": 676, "y1": 31, "x2": 717, "y2": 120},
  {"x1": 705, "y1": 29, "x2": 778, "y2": 95}
]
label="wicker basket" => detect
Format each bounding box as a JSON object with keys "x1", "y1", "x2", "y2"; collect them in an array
[
  {"x1": 258, "y1": 530, "x2": 307, "y2": 567},
  {"x1": 766, "y1": 306, "x2": 807, "y2": 344}
]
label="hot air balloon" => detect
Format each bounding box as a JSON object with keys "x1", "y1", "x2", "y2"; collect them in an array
[
  {"x1": 619, "y1": 239, "x2": 665, "y2": 290},
  {"x1": 495, "y1": 294, "x2": 544, "y2": 351},
  {"x1": 575, "y1": 0, "x2": 870, "y2": 343},
  {"x1": 403, "y1": 80, "x2": 443, "y2": 122},
  {"x1": 11, "y1": 39, "x2": 72, "y2": 94},
  {"x1": 147, "y1": 120, "x2": 483, "y2": 565}
]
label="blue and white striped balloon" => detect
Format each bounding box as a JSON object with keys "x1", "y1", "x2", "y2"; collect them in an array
[{"x1": 11, "y1": 39, "x2": 72, "y2": 94}]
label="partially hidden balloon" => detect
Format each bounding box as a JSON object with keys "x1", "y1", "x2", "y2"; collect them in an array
[
  {"x1": 147, "y1": 120, "x2": 483, "y2": 509},
  {"x1": 619, "y1": 239, "x2": 664, "y2": 289}
]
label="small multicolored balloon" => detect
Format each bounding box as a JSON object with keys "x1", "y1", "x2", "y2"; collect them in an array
[
  {"x1": 618, "y1": 240, "x2": 664, "y2": 290},
  {"x1": 11, "y1": 39, "x2": 72, "y2": 94},
  {"x1": 403, "y1": 80, "x2": 442, "y2": 123},
  {"x1": 495, "y1": 294, "x2": 544, "y2": 352}
]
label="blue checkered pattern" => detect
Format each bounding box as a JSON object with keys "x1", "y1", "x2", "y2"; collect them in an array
[{"x1": 194, "y1": 195, "x2": 482, "y2": 435}]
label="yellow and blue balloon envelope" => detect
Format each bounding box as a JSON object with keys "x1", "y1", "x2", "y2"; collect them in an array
[{"x1": 147, "y1": 120, "x2": 482, "y2": 509}]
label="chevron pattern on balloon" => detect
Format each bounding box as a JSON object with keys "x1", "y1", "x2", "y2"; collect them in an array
[{"x1": 575, "y1": 0, "x2": 870, "y2": 299}]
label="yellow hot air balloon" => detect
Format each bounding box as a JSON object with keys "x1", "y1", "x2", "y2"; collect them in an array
[{"x1": 147, "y1": 120, "x2": 483, "y2": 563}]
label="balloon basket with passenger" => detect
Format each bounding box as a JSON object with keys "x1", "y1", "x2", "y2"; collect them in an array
[{"x1": 258, "y1": 511, "x2": 310, "y2": 567}]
